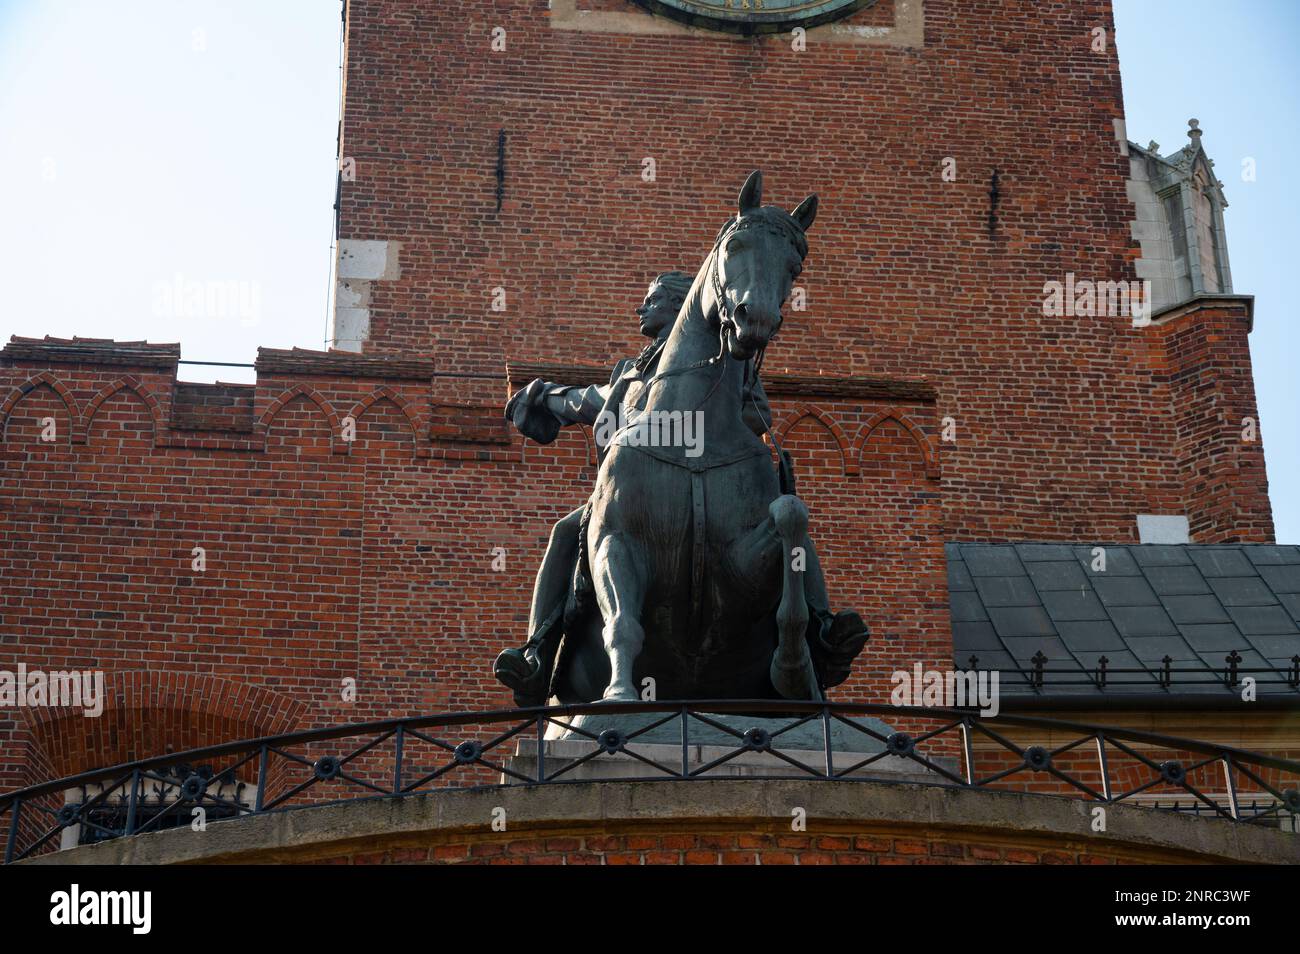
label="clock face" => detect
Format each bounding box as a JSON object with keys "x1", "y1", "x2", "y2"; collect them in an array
[{"x1": 632, "y1": 0, "x2": 875, "y2": 34}]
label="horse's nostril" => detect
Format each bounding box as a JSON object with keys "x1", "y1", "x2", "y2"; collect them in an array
[{"x1": 733, "y1": 303, "x2": 748, "y2": 322}]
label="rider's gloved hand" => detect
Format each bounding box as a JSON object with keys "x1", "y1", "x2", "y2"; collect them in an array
[{"x1": 506, "y1": 378, "x2": 563, "y2": 444}]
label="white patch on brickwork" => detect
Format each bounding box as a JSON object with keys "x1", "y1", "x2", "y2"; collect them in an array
[
  {"x1": 331, "y1": 239, "x2": 400, "y2": 352},
  {"x1": 336, "y1": 278, "x2": 370, "y2": 309},
  {"x1": 1137, "y1": 514, "x2": 1190, "y2": 544},
  {"x1": 337, "y1": 239, "x2": 400, "y2": 281},
  {"x1": 333, "y1": 308, "x2": 371, "y2": 354}
]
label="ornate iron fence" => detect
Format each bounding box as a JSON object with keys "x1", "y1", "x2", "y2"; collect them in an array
[
  {"x1": 3, "y1": 699, "x2": 1299, "y2": 863},
  {"x1": 969, "y1": 651, "x2": 1300, "y2": 692}
]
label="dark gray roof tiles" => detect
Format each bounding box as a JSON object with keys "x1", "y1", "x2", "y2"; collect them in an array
[{"x1": 945, "y1": 543, "x2": 1300, "y2": 702}]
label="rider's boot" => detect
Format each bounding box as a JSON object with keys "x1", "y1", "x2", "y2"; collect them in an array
[{"x1": 493, "y1": 605, "x2": 563, "y2": 707}]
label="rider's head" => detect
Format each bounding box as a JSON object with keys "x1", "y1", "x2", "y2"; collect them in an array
[{"x1": 637, "y1": 271, "x2": 693, "y2": 340}]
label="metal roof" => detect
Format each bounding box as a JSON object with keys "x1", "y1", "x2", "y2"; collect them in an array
[{"x1": 947, "y1": 543, "x2": 1300, "y2": 705}]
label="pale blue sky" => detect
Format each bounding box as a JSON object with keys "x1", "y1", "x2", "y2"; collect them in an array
[
  {"x1": 0, "y1": 1, "x2": 1293, "y2": 540},
  {"x1": 0, "y1": 0, "x2": 341, "y2": 371}
]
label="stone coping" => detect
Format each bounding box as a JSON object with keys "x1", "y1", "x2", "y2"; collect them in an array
[{"x1": 22, "y1": 778, "x2": 1299, "y2": 866}]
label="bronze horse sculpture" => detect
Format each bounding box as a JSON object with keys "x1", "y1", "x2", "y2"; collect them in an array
[{"x1": 518, "y1": 171, "x2": 867, "y2": 705}]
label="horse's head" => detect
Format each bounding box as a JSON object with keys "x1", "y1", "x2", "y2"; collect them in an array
[{"x1": 713, "y1": 170, "x2": 818, "y2": 360}]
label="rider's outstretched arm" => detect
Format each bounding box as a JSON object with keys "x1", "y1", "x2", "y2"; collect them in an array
[
  {"x1": 544, "y1": 382, "x2": 612, "y2": 428},
  {"x1": 506, "y1": 376, "x2": 608, "y2": 443}
]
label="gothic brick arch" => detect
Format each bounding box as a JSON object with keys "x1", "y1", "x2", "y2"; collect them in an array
[
  {"x1": 79, "y1": 375, "x2": 163, "y2": 445},
  {"x1": 775, "y1": 404, "x2": 854, "y2": 476},
  {"x1": 0, "y1": 371, "x2": 80, "y2": 443},
  {"x1": 853, "y1": 408, "x2": 939, "y2": 479},
  {"x1": 348, "y1": 386, "x2": 426, "y2": 457},
  {"x1": 18, "y1": 670, "x2": 305, "y2": 781},
  {"x1": 260, "y1": 384, "x2": 343, "y2": 453}
]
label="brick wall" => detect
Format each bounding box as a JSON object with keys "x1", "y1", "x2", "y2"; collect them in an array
[
  {"x1": 319, "y1": 831, "x2": 1142, "y2": 865},
  {"x1": 239, "y1": 823, "x2": 1232, "y2": 866}
]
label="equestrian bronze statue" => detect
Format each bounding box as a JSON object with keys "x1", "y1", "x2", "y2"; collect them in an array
[{"x1": 496, "y1": 171, "x2": 868, "y2": 706}]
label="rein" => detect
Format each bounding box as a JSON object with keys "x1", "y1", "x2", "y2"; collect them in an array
[
  {"x1": 628, "y1": 245, "x2": 732, "y2": 411},
  {"x1": 611, "y1": 213, "x2": 801, "y2": 482}
]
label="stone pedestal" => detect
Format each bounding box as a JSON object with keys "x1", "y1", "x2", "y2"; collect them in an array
[{"x1": 504, "y1": 711, "x2": 954, "y2": 785}]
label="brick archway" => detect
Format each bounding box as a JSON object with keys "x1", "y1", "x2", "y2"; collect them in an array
[
  {"x1": 853, "y1": 408, "x2": 939, "y2": 479},
  {"x1": 0, "y1": 371, "x2": 80, "y2": 443},
  {"x1": 18, "y1": 671, "x2": 305, "y2": 782},
  {"x1": 79, "y1": 375, "x2": 164, "y2": 445},
  {"x1": 775, "y1": 404, "x2": 854, "y2": 476},
  {"x1": 348, "y1": 386, "x2": 426, "y2": 457},
  {"x1": 260, "y1": 384, "x2": 343, "y2": 454}
]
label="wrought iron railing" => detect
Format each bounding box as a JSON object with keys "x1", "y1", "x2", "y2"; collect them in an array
[
  {"x1": 965, "y1": 651, "x2": 1300, "y2": 692},
  {"x1": 3, "y1": 699, "x2": 1299, "y2": 863}
]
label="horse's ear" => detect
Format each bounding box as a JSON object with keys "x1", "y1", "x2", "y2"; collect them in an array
[
  {"x1": 738, "y1": 170, "x2": 762, "y2": 215},
  {"x1": 791, "y1": 194, "x2": 818, "y2": 231}
]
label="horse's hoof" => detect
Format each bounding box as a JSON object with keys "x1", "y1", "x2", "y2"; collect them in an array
[
  {"x1": 828, "y1": 610, "x2": 870, "y2": 647},
  {"x1": 600, "y1": 686, "x2": 638, "y2": 703},
  {"x1": 815, "y1": 610, "x2": 871, "y2": 690}
]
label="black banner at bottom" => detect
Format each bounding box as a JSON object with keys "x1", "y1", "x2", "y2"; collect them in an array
[{"x1": 0, "y1": 863, "x2": 1282, "y2": 938}]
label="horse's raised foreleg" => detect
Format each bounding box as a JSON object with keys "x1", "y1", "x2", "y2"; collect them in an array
[
  {"x1": 590, "y1": 533, "x2": 648, "y2": 702},
  {"x1": 768, "y1": 495, "x2": 819, "y2": 700}
]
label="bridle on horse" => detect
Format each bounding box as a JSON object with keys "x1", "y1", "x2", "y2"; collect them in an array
[{"x1": 620, "y1": 211, "x2": 807, "y2": 478}]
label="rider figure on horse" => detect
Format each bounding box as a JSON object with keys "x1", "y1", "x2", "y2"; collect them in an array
[{"x1": 495, "y1": 270, "x2": 864, "y2": 706}]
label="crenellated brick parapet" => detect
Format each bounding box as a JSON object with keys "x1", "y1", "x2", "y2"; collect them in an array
[
  {"x1": 0, "y1": 337, "x2": 941, "y2": 465},
  {"x1": 0, "y1": 339, "x2": 435, "y2": 455}
]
